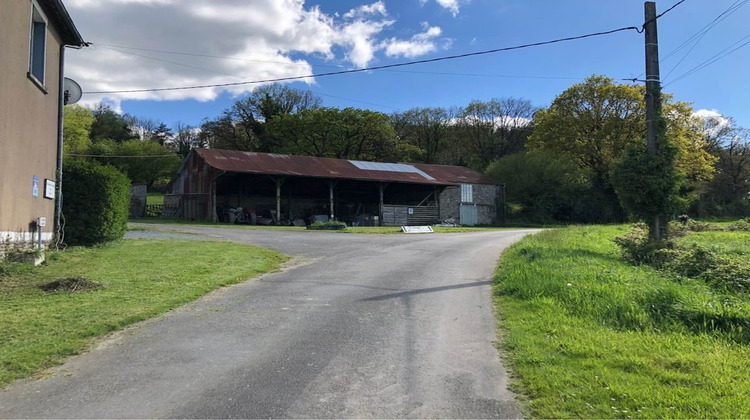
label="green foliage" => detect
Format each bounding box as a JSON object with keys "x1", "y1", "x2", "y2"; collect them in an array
[
  {"x1": 0, "y1": 239, "x2": 287, "y2": 387},
  {"x1": 89, "y1": 104, "x2": 137, "y2": 143},
  {"x1": 63, "y1": 105, "x2": 94, "y2": 154},
  {"x1": 529, "y1": 76, "x2": 714, "y2": 223},
  {"x1": 612, "y1": 223, "x2": 672, "y2": 265},
  {"x1": 306, "y1": 220, "x2": 347, "y2": 230},
  {"x1": 200, "y1": 83, "x2": 322, "y2": 152},
  {"x1": 615, "y1": 223, "x2": 750, "y2": 293},
  {"x1": 86, "y1": 139, "x2": 180, "y2": 187},
  {"x1": 268, "y1": 107, "x2": 399, "y2": 161},
  {"x1": 611, "y1": 88, "x2": 683, "y2": 231},
  {"x1": 62, "y1": 159, "x2": 130, "y2": 246},
  {"x1": 486, "y1": 151, "x2": 594, "y2": 222},
  {"x1": 494, "y1": 226, "x2": 750, "y2": 418},
  {"x1": 611, "y1": 143, "x2": 684, "y2": 222},
  {"x1": 727, "y1": 217, "x2": 750, "y2": 231}
]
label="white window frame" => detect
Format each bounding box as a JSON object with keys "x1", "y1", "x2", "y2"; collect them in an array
[
  {"x1": 460, "y1": 184, "x2": 473, "y2": 203},
  {"x1": 28, "y1": 0, "x2": 48, "y2": 89}
]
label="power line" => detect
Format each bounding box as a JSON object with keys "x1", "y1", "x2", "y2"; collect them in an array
[
  {"x1": 98, "y1": 44, "x2": 589, "y2": 82},
  {"x1": 83, "y1": 26, "x2": 639, "y2": 95},
  {"x1": 100, "y1": 45, "x2": 399, "y2": 110},
  {"x1": 91, "y1": 42, "x2": 346, "y2": 69},
  {"x1": 640, "y1": 0, "x2": 688, "y2": 32},
  {"x1": 664, "y1": 32, "x2": 750, "y2": 86},
  {"x1": 662, "y1": 0, "x2": 749, "y2": 80}
]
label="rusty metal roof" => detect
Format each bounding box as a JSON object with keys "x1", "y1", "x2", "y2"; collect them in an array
[{"x1": 194, "y1": 148, "x2": 500, "y2": 186}]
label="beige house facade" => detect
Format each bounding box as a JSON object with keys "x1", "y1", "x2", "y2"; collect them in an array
[{"x1": 0, "y1": 0, "x2": 84, "y2": 249}]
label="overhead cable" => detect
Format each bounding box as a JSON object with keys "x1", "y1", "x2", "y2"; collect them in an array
[{"x1": 83, "y1": 26, "x2": 639, "y2": 95}]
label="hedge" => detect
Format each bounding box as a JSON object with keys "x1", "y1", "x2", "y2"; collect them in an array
[{"x1": 62, "y1": 159, "x2": 130, "y2": 246}]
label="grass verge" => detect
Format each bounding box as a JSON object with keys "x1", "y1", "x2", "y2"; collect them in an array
[
  {"x1": 0, "y1": 239, "x2": 287, "y2": 388},
  {"x1": 493, "y1": 225, "x2": 750, "y2": 418}
]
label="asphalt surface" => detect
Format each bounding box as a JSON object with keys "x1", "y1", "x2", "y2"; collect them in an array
[{"x1": 0, "y1": 225, "x2": 536, "y2": 418}]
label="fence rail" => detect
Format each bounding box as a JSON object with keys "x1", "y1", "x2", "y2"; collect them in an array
[{"x1": 146, "y1": 204, "x2": 163, "y2": 217}]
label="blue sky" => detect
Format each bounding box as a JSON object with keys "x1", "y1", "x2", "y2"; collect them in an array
[{"x1": 64, "y1": 0, "x2": 750, "y2": 130}]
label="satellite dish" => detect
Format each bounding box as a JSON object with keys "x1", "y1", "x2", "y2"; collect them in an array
[{"x1": 63, "y1": 77, "x2": 82, "y2": 105}]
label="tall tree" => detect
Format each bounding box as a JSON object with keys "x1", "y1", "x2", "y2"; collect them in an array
[
  {"x1": 89, "y1": 104, "x2": 137, "y2": 143},
  {"x1": 200, "y1": 83, "x2": 322, "y2": 152},
  {"x1": 528, "y1": 75, "x2": 714, "y2": 220},
  {"x1": 171, "y1": 122, "x2": 205, "y2": 159},
  {"x1": 267, "y1": 107, "x2": 398, "y2": 161},
  {"x1": 457, "y1": 98, "x2": 536, "y2": 171},
  {"x1": 63, "y1": 105, "x2": 94, "y2": 154},
  {"x1": 698, "y1": 116, "x2": 750, "y2": 215},
  {"x1": 390, "y1": 107, "x2": 457, "y2": 164}
]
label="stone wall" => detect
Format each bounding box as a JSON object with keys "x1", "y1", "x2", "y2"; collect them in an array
[
  {"x1": 129, "y1": 184, "x2": 147, "y2": 218},
  {"x1": 439, "y1": 184, "x2": 499, "y2": 225}
]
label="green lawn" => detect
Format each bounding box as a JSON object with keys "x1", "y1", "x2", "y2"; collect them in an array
[
  {"x1": 146, "y1": 193, "x2": 164, "y2": 205},
  {"x1": 0, "y1": 239, "x2": 287, "y2": 388},
  {"x1": 494, "y1": 226, "x2": 750, "y2": 418}
]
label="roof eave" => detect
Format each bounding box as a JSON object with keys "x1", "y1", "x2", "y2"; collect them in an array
[{"x1": 39, "y1": 0, "x2": 85, "y2": 46}]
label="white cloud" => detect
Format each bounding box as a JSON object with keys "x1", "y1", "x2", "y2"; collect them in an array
[
  {"x1": 421, "y1": 0, "x2": 461, "y2": 17},
  {"x1": 382, "y1": 24, "x2": 442, "y2": 58},
  {"x1": 344, "y1": 1, "x2": 388, "y2": 19},
  {"x1": 64, "y1": 0, "x2": 442, "y2": 110},
  {"x1": 693, "y1": 109, "x2": 731, "y2": 137}
]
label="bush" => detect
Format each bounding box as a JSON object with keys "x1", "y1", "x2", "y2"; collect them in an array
[
  {"x1": 306, "y1": 221, "x2": 347, "y2": 230},
  {"x1": 62, "y1": 159, "x2": 130, "y2": 245},
  {"x1": 613, "y1": 223, "x2": 673, "y2": 265},
  {"x1": 615, "y1": 224, "x2": 750, "y2": 293},
  {"x1": 727, "y1": 217, "x2": 750, "y2": 232}
]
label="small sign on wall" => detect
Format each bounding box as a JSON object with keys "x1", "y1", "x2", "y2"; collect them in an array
[
  {"x1": 32, "y1": 175, "x2": 39, "y2": 197},
  {"x1": 44, "y1": 179, "x2": 55, "y2": 199}
]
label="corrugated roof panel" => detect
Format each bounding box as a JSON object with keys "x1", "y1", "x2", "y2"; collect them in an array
[{"x1": 194, "y1": 149, "x2": 500, "y2": 185}]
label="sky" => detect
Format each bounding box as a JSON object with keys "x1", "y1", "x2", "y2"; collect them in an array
[{"x1": 63, "y1": 0, "x2": 750, "y2": 130}]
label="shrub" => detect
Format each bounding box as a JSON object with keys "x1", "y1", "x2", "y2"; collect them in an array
[
  {"x1": 613, "y1": 223, "x2": 673, "y2": 266},
  {"x1": 615, "y1": 224, "x2": 750, "y2": 293},
  {"x1": 62, "y1": 159, "x2": 130, "y2": 246},
  {"x1": 727, "y1": 217, "x2": 750, "y2": 232},
  {"x1": 306, "y1": 220, "x2": 347, "y2": 230}
]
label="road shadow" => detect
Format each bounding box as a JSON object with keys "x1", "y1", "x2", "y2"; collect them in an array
[{"x1": 360, "y1": 281, "x2": 492, "y2": 302}]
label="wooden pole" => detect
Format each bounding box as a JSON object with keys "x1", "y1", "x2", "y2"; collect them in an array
[
  {"x1": 329, "y1": 181, "x2": 336, "y2": 221},
  {"x1": 644, "y1": 1, "x2": 665, "y2": 239}
]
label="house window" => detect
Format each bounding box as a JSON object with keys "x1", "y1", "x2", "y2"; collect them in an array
[
  {"x1": 29, "y1": 2, "x2": 47, "y2": 86},
  {"x1": 460, "y1": 184, "x2": 473, "y2": 203}
]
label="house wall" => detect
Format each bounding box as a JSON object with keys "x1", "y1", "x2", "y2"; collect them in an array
[
  {"x1": 439, "y1": 184, "x2": 499, "y2": 226},
  {"x1": 0, "y1": 0, "x2": 64, "y2": 246}
]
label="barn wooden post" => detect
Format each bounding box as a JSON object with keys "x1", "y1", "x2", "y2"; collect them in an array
[
  {"x1": 274, "y1": 177, "x2": 285, "y2": 224},
  {"x1": 328, "y1": 180, "x2": 338, "y2": 221},
  {"x1": 378, "y1": 183, "x2": 384, "y2": 226}
]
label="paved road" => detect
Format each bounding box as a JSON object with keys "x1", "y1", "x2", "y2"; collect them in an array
[{"x1": 0, "y1": 226, "x2": 536, "y2": 418}]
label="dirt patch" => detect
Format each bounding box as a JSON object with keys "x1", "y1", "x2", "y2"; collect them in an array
[{"x1": 40, "y1": 277, "x2": 103, "y2": 293}]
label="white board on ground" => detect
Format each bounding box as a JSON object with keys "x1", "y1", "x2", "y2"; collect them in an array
[{"x1": 401, "y1": 226, "x2": 434, "y2": 234}]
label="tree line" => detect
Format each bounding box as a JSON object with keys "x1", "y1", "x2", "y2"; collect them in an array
[{"x1": 63, "y1": 76, "x2": 750, "y2": 223}]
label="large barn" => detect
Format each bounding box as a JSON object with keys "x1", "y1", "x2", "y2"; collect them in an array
[{"x1": 165, "y1": 148, "x2": 503, "y2": 226}]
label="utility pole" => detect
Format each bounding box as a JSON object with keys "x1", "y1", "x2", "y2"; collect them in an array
[{"x1": 644, "y1": 1, "x2": 665, "y2": 239}]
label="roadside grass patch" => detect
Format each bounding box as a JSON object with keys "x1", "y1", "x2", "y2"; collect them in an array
[
  {"x1": 0, "y1": 239, "x2": 287, "y2": 388},
  {"x1": 493, "y1": 226, "x2": 750, "y2": 418}
]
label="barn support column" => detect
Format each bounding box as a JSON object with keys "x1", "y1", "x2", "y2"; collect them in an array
[
  {"x1": 274, "y1": 177, "x2": 286, "y2": 223},
  {"x1": 434, "y1": 186, "x2": 440, "y2": 220},
  {"x1": 378, "y1": 183, "x2": 390, "y2": 226},
  {"x1": 209, "y1": 171, "x2": 226, "y2": 222},
  {"x1": 328, "y1": 180, "x2": 338, "y2": 221}
]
